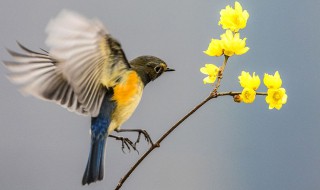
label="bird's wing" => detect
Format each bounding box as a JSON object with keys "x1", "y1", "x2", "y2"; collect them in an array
[
  {"x1": 4, "y1": 43, "x2": 91, "y2": 115},
  {"x1": 46, "y1": 10, "x2": 130, "y2": 117},
  {"x1": 4, "y1": 10, "x2": 130, "y2": 117}
]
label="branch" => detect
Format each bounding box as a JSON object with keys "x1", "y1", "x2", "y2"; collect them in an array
[
  {"x1": 115, "y1": 94, "x2": 213, "y2": 190},
  {"x1": 217, "y1": 91, "x2": 267, "y2": 96},
  {"x1": 212, "y1": 55, "x2": 229, "y2": 95}
]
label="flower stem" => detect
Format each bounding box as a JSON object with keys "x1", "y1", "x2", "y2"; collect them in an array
[
  {"x1": 212, "y1": 55, "x2": 229, "y2": 96},
  {"x1": 217, "y1": 91, "x2": 267, "y2": 96}
]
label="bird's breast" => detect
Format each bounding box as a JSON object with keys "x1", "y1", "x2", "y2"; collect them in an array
[{"x1": 108, "y1": 71, "x2": 143, "y2": 133}]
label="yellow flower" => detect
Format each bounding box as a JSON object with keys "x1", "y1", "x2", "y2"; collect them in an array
[
  {"x1": 240, "y1": 87, "x2": 256, "y2": 103},
  {"x1": 219, "y1": 1, "x2": 249, "y2": 32},
  {"x1": 203, "y1": 39, "x2": 223, "y2": 57},
  {"x1": 200, "y1": 64, "x2": 219, "y2": 84},
  {"x1": 220, "y1": 30, "x2": 249, "y2": 56},
  {"x1": 264, "y1": 71, "x2": 282, "y2": 89},
  {"x1": 266, "y1": 88, "x2": 288, "y2": 110},
  {"x1": 238, "y1": 71, "x2": 260, "y2": 90}
]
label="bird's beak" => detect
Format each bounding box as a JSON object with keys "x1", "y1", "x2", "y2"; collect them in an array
[{"x1": 165, "y1": 67, "x2": 175, "y2": 72}]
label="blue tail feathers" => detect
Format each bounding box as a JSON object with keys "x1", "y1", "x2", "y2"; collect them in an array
[
  {"x1": 82, "y1": 90, "x2": 116, "y2": 185},
  {"x1": 82, "y1": 116, "x2": 109, "y2": 185},
  {"x1": 82, "y1": 137, "x2": 107, "y2": 185}
]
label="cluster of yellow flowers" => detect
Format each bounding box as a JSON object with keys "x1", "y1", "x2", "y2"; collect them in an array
[
  {"x1": 201, "y1": 1, "x2": 249, "y2": 83},
  {"x1": 204, "y1": 1, "x2": 249, "y2": 57},
  {"x1": 200, "y1": 1, "x2": 288, "y2": 110},
  {"x1": 238, "y1": 71, "x2": 288, "y2": 110}
]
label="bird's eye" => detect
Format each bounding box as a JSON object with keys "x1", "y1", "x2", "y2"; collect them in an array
[{"x1": 154, "y1": 65, "x2": 162, "y2": 73}]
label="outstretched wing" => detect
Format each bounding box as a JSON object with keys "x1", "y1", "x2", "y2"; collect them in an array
[
  {"x1": 4, "y1": 10, "x2": 130, "y2": 117},
  {"x1": 4, "y1": 43, "x2": 91, "y2": 115}
]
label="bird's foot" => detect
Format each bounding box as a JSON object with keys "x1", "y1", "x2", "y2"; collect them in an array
[
  {"x1": 134, "y1": 129, "x2": 153, "y2": 147},
  {"x1": 115, "y1": 129, "x2": 154, "y2": 147},
  {"x1": 108, "y1": 134, "x2": 138, "y2": 154}
]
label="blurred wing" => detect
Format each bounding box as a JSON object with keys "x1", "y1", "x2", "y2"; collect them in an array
[
  {"x1": 4, "y1": 10, "x2": 131, "y2": 116},
  {"x1": 46, "y1": 10, "x2": 130, "y2": 115},
  {"x1": 4, "y1": 43, "x2": 92, "y2": 116}
]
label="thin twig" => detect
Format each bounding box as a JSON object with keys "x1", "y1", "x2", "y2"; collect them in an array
[
  {"x1": 217, "y1": 91, "x2": 267, "y2": 96},
  {"x1": 212, "y1": 55, "x2": 229, "y2": 96},
  {"x1": 115, "y1": 95, "x2": 213, "y2": 190}
]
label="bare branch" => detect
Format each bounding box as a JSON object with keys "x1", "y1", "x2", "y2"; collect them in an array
[
  {"x1": 115, "y1": 95, "x2": 213, "y2": 190},
  {"x1": 217, "y1": 91, "x2": 267, "y2": 96}
]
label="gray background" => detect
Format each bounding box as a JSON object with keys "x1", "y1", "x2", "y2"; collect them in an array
[{"x1": 0, "y1": 0, "x2": 319, "y2": 190}]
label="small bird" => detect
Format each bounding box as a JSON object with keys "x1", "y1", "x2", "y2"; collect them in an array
[{"x1": 3, "y1": 10, "x2": 174, "y2": 185}]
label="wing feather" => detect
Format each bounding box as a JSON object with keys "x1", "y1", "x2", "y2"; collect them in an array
[
  {"x1": 4, "y1": 45, "x2": 92, "y2": 115},
  {"x1": 45, "y1": 10, "x2": 130, "y2": 115},
  {"x1": 4, "y1": 10, "x2": 130, "y2": 117}
]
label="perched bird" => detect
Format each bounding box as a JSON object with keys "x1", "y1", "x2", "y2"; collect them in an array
[{"x1": 3, "y1": 10, "x2": 174, "y2": 185}]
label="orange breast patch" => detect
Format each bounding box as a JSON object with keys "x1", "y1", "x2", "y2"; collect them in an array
[{"x1": 112, "y1": 71, "x2": 140, "y2": 105}]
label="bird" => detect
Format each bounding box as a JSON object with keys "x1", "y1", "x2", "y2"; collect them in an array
[{"x1": 3, "y1": 10, "x2": 174, "y2": 185}]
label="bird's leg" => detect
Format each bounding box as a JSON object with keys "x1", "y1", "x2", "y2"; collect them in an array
[
  {"x1": 108, "y1": 134, "x2": 138, "y2": 153},
  {"x1": 114, "y1": 129, "x2": 154, "y2": 146}
]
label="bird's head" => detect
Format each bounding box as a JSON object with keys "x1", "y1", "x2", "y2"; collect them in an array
[{"x1": 130, "y1": 56, "x2": 174, "y2": 86}]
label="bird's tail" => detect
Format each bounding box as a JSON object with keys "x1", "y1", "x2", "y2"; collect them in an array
[{"x1": 82, "y1": 138, "x2": 107, "y2": 185}]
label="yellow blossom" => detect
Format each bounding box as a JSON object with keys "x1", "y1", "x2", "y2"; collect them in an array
[
  {"x1": 200, "y1": 64, "x2": 219, "y2": 84},
  {"x1": 238, "y1": 71, "x2": 260, "y2": 90},
  {"x1": 203, "y1": 39, "x2": 223, "y2": 57},
  {"x1": 240, "y1": 87, "x2": 256, "y2": 103},
  {"x1": 264, "y1": 71, "x2": 282, "y2": 89},
  {"x1": 219, "y1": 1, "x2": 249, "y2": 32},
  {"x1": 220, "y1": 30, "x2": 249, "y2": 56},
  {"x1": 266, "y1": 88, "x2": 288, "y2": 110}
]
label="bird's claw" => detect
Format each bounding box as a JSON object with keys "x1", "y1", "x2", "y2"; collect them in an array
[
  {"x1": 108, "y1": 134, "x2": 139, "y2": 154},
  {"x1": 114, "y1": 128, "x2": 154, "y2": 149},
  {"x1": 134, "y1": 130, "x2": 154, "y2": 147},
  {"x1": 120, "y1": 137, "x2": 134, "y2": 153}
]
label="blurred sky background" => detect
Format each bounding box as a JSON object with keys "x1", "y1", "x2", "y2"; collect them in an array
[{"x1": 0, "y1": 0, "x2": 320, "y2": 190}]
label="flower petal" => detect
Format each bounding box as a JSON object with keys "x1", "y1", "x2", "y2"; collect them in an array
[
  {"x1": 200, "y1": 67, "x2": 208, "y2": 74},
  {"x1": 205, "y1": 64, "x2": 219, "y2": 74},
  {"x1": 203, "y1": 76, "x2": 215, "y2": 84}
]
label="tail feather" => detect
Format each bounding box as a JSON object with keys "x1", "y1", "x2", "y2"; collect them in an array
[{"x1": 82, "y1": 138, "x2": 106, "y2": 185}]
